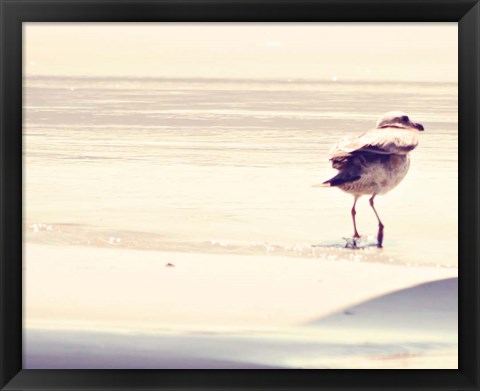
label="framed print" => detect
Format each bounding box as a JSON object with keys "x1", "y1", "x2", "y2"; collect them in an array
[{"x1": 1, "y1": 0, "x2": 479, "y2": 390}]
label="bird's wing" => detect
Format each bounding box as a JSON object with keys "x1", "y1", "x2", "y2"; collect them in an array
[{"x1": 330, "y1": 127, "x2": 419, "y2": 158}]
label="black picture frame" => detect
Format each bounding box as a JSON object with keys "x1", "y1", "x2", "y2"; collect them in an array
[{"x1": 1, "y1": 1, "x2": 479, "y2": 390}]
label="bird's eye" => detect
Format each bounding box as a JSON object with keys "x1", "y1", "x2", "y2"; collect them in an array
[{"x1": 401, "y1": 116, "x2": 408, "y2": 121}]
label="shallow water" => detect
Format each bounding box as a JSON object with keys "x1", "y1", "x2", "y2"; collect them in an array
[{"x1": 24, "y1": 76, "x2": 458, "y2": 267}]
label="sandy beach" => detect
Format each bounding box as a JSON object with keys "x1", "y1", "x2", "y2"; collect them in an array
[
  {"x1": 22, "y1": 44, "x2": 458, "y2": 369},
  {"x1": 24, "y1": 243, "x2": 457, "y2": 369}
]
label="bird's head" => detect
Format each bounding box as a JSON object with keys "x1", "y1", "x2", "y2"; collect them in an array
[{"x1": 376, "y1": 111, "x2": 424, "y2": 131}]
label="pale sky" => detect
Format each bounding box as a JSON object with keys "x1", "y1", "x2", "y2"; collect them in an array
[{"x1": 24, "y1": 23, "x2": 457, "y2": 82}]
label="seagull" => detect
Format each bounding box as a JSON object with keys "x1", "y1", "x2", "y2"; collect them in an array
[{"x1": 321, "y1": 111, "x2": 424, "y2": 248}]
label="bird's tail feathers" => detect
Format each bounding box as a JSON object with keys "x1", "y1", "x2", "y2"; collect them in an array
[
  {"x1": 316, "y1": 173, "x2": 361, "y2": 187},
  {"x1": 312, "y1": 181, "x2": 333, "y2": 188}
]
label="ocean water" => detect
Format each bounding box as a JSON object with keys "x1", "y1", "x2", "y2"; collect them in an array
[{"x1": 24, "y1": 76, "x2": 458, "y2": 267}]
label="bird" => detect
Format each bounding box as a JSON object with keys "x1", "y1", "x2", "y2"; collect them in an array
[{"x1": 321, "y1": 111, "x2": 424, "y2": 248}]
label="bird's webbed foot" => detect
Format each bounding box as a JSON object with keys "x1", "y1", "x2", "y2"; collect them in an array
[{"x1": 344, "y1": 236, "x2": 361, "y2": 249}]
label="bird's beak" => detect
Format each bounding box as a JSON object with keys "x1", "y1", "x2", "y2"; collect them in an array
[{"x1": 412, "y1": 121, "x2": 424, "y2": 131}]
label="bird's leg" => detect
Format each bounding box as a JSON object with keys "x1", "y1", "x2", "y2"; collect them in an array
[
  {"x1": 369, "y1": 195, "x2": 384, "y2": 248},
  {"x1": 351, "y1": 196, "x2": 361, "y2": 243}
]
